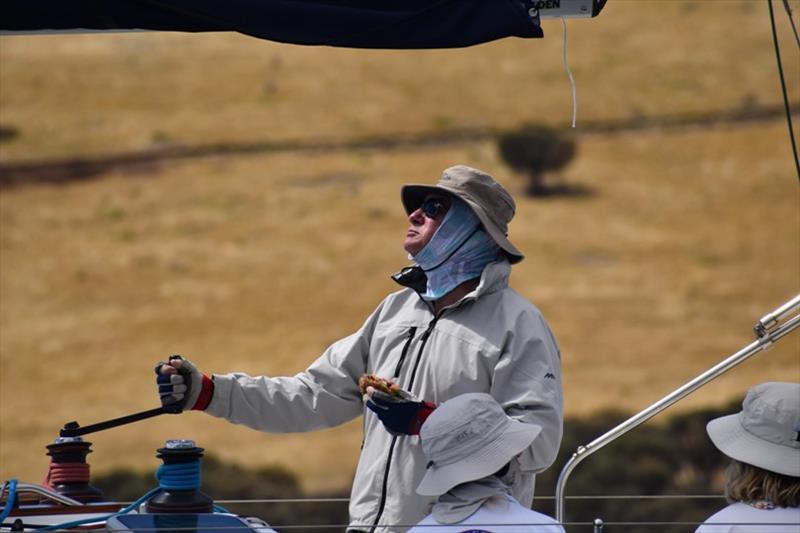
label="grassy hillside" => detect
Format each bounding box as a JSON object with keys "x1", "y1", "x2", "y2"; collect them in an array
[
  {"x1": 1, "y1": 1, "x2": 798, "y2": 494},
  {"x1": 0, "y1": 1, "x2": 797, "y2": 162}
]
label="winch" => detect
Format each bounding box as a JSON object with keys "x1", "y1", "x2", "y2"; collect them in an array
[
  {"x1": 43, "y1": 437, "x2": 104, "y2": 503},
  {"x1": 146, "y1": 440, "x2": 214, "y2": 514},
  {"x1": 0, "y1": 406, "x2": 278, "y2": 532}
]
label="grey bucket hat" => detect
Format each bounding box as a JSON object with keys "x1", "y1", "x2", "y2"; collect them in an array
[
  {"x1": 706, "y1": 381, "x2": 800, "y2": 477},
  {"x1": 402, "y1": 165, "x2": 524, "y2": 264},
  {"x1": 416, "y1": 392, "x2": 542, "y2": 496}
]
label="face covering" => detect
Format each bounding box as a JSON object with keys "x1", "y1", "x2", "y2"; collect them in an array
[{"x1": 412, "y1": 197, "x2": 500, "y2": 301}]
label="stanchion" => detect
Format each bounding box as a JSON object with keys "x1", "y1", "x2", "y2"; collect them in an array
[{"x1": 555, "y1": 294, "x2": 800, "y2": 522}]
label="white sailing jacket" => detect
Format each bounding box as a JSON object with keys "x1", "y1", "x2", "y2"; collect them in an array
[
  {"x1": 205, "y1": 259, "x2": 563, "y2": 532},
  {"x1": 408, "y1": 494, "x2": 565, "y2": 533}
]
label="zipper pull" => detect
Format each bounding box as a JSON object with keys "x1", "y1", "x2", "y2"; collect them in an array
[
  {"x1": 392, "y1": 327, "x2": 417, "y2": 378},
  {"x1": 420, "y1": 317, "x2": 439, "y2": 341}
]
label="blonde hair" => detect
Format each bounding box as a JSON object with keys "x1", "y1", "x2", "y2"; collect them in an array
[{"x1": 725, "y1": 460, "x2": 800, "y2": 508}]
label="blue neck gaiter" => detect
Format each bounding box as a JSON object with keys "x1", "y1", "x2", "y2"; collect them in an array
[{"x1": 412, "y1": 198, "x2": 500, "y2": 301}]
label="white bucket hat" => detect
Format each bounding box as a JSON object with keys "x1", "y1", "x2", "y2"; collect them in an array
[
  {"x1": 706, "y1": 381, "x2": 800, "y2": 477},
  {"x1": 416, "y1": 392, "x2": 542, "y2": 496}
]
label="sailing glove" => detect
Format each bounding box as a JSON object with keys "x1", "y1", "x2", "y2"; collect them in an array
[
  {"x1": 366, "y1": 389, "x2": 436, "y2": 436},
  {"x1": 155, "y1": 355, "x2": 214, "y2": 412}
]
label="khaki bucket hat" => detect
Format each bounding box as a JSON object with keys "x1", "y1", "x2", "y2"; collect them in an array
[
  {"x1": 401, "y1": 165, "x2": 524, "y2": 264},
  {"x1": 706, "y1": 381, "x2": 800, "y2": 477}
]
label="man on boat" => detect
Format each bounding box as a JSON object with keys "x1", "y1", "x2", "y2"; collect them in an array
[{"x1": 156, "y1": 165, "x2": 563, "y2": 532}]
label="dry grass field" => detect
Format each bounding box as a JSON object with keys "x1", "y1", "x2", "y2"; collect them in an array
[{"x1": 1, "y1": 1, "x2": 799, "y2": 494}]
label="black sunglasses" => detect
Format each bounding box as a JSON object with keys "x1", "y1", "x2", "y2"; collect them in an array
[{"x1": 420, "y1": 197, "x2": 448, "y2": 219}]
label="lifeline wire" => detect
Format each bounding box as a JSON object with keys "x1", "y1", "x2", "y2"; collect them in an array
[
  {"x1": 562, "y1": 18, "x2": 577, "y2": 128},
  {"x1": 768, "y1": 0, "x2": 800, "y2": 182}
]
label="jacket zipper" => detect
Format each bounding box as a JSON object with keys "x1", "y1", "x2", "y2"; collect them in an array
[
  {"x1": 362, "y1": 327, "x2": 417, "y2": 454},
  {"x1": 406, "y1": 317, "x2": 439, "y2": 393},
  {"x1": 370, "y1": 318, "x2": 439, "y2": 531},
  {"x1": 392, "y1": 327, "x2": 417, "y2": 378}
]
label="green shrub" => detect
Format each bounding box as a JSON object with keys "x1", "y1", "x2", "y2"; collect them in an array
[{"x1": 497, "y1": 124, "x2": 576, "y2": 196}]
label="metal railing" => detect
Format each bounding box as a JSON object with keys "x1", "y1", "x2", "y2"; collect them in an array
[{"x1": 554, "y1": 294, "x2": 800, "y2": 522}]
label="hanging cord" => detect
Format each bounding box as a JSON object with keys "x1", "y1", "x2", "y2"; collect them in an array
[
  {"x1": 562, "y1": 18, "x2": 577, "y2": 128},
  {"x1": 781, "y1": 0, "x2": 800, "y2": 48},
  {"x1": 768, "y1": 0, "x2": 800, "y2": 182}
]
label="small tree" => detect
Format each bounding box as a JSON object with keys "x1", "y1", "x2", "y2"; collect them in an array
[{"x1": 497, "y1": 124, "x2": 576, "y2": 196}]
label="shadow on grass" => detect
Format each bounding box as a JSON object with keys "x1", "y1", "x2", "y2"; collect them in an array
[{"x1": 0, "y1": 102, "x2": 794, "y2": 189}]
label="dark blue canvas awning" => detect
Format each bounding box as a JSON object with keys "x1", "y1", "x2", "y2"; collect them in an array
[{"x1": 0, "y1": 0, "x2": 547, "y2": 49}]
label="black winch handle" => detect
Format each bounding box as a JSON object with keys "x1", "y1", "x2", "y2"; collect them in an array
[{"x1": 60, "y1": 403, "x2": 181, "y2": 438}]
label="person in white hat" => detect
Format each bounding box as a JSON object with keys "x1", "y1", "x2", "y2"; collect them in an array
[
  {"x1": 408, "y1": 393, "x2": 564, "y2": 532},
  {"x1": 155, "y1": 165, "x2": 563, "y2": 532},
  {"x1": 695, "y1": 381, "x2": 800, "y2": 533}
]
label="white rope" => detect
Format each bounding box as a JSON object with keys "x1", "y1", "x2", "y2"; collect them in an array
[{"x1": 562, "y1": 18, "x2": 577, "y2": 128}]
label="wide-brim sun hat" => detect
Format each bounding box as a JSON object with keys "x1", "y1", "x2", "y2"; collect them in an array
[
  {"x1": 401, "y1": 165, "x2": 524, "y2": 264},
  {"x1": 706, "y1": 381, "x2": 800, "y2": 477},
  {"x1": 416, "y1": 392, "x2": 542, "y2": 496}
]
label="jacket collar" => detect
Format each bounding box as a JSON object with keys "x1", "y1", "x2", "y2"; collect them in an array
[
  {"x1": 471, "y1": 258, "x2": 511, "y2": 298},
  {"x1": 391, "y1": 258, "x2": 510, "y2": 306}
]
